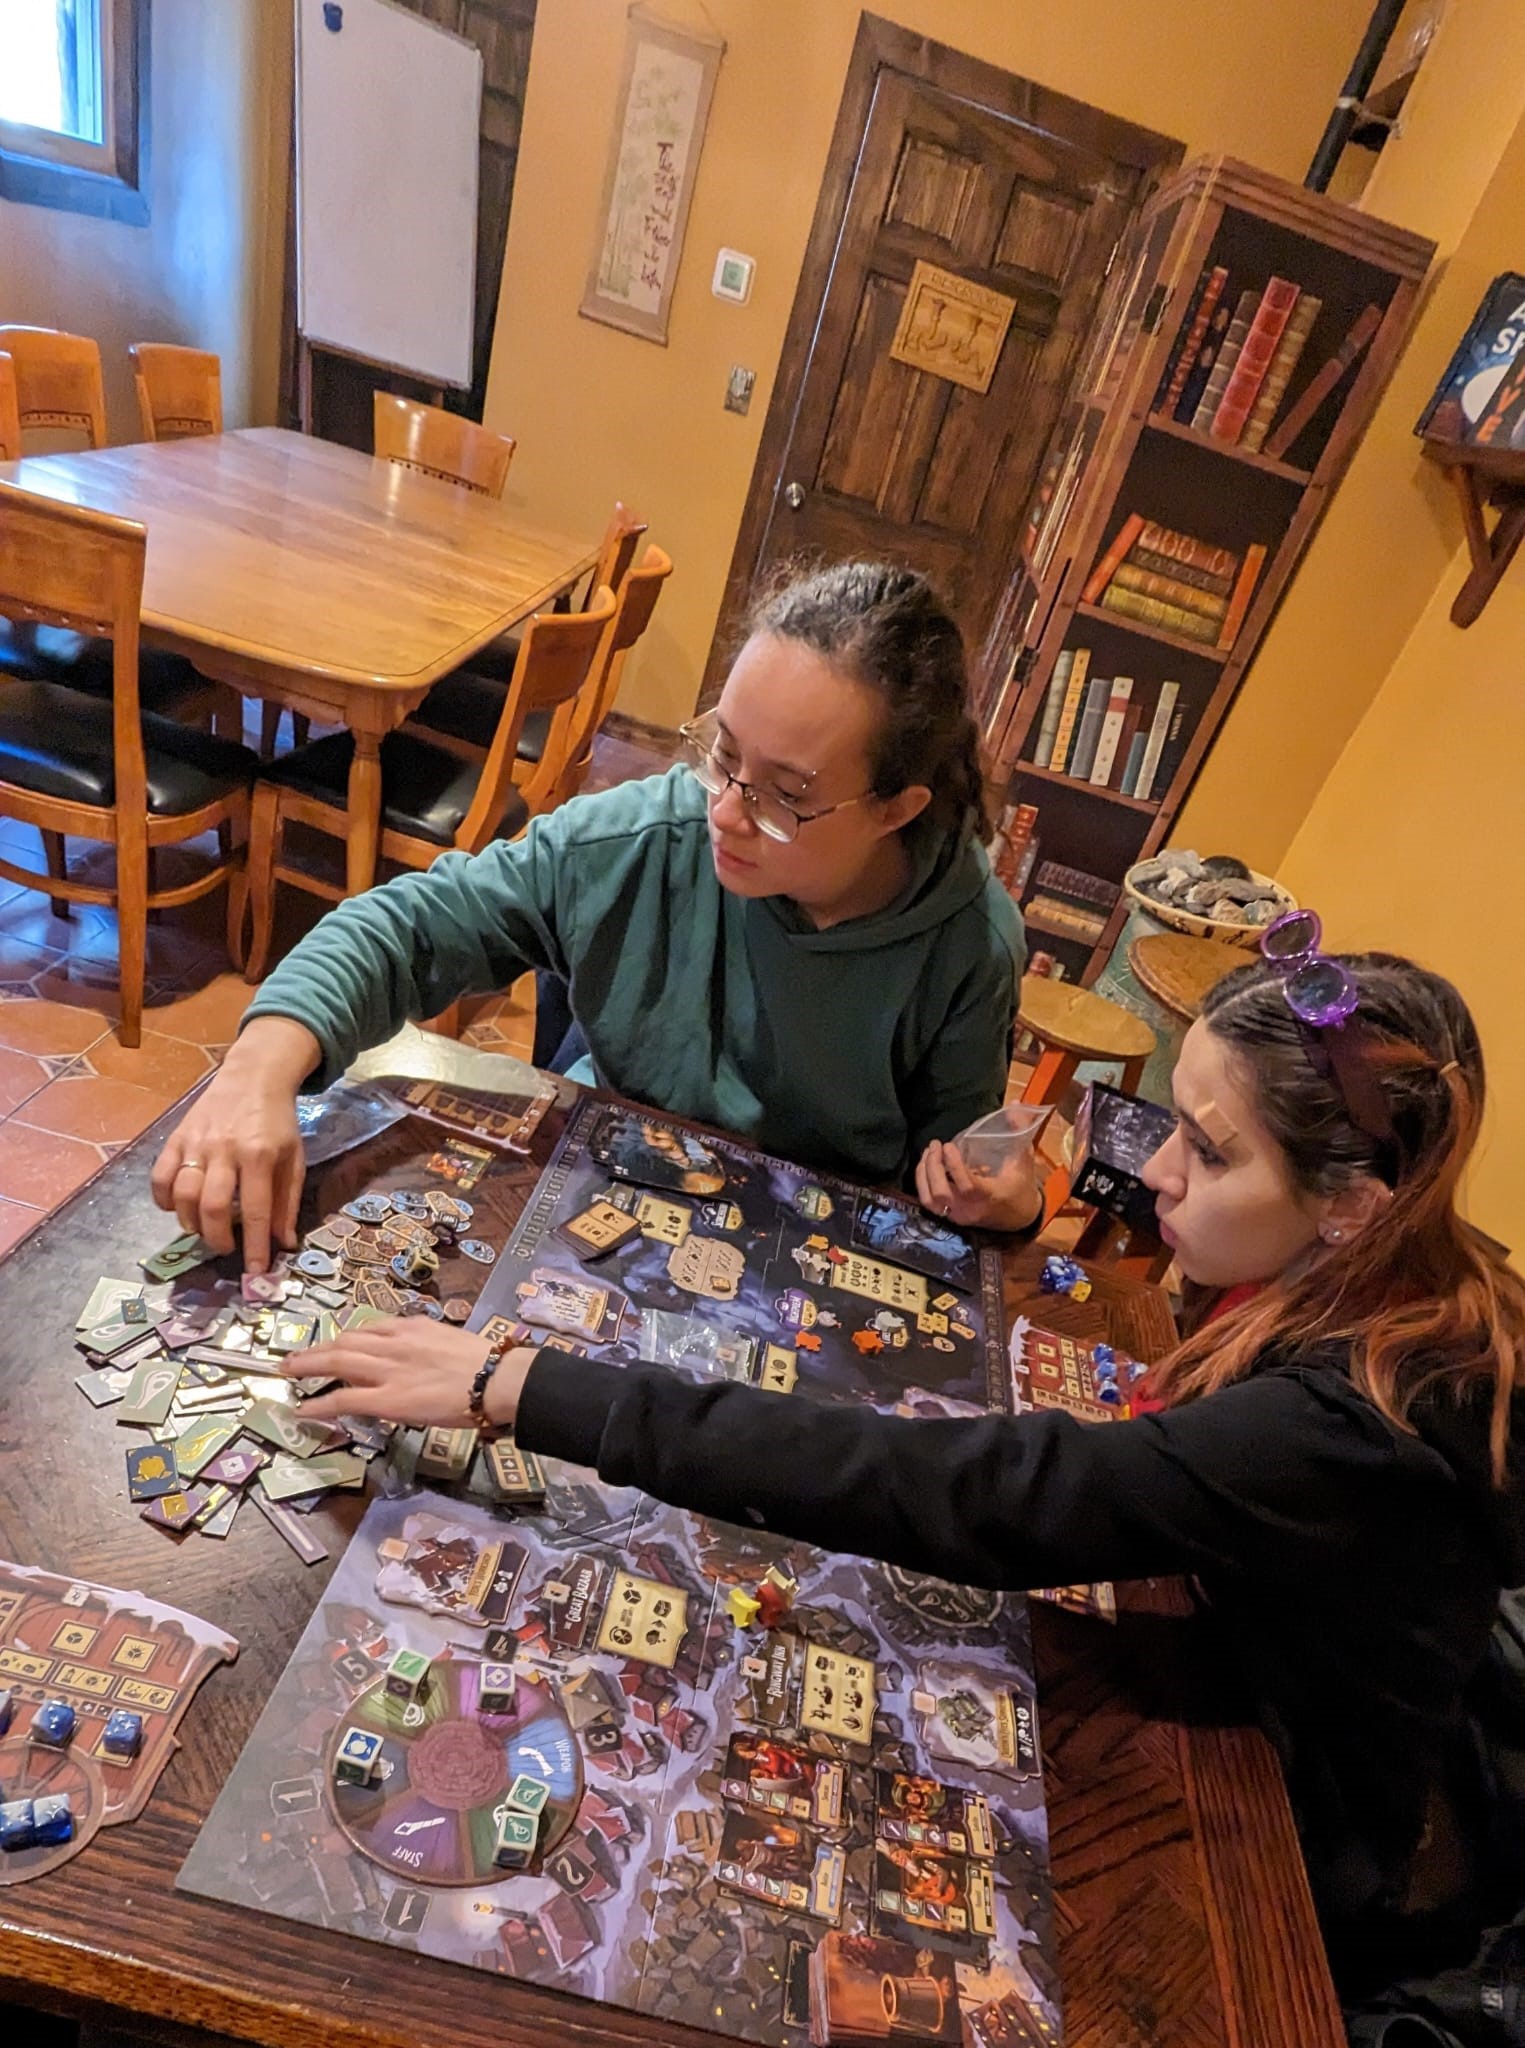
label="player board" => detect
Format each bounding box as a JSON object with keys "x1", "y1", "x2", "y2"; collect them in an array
[
  {"x1": 491, "y1": 1097, "x2": 1009, "y2": 1413},
  {"x1": 179, "y1": 1489, "x2": 1059, "y2": 2046},
  {"x1": 0, "y1": 1559, "x2": 237, "y2": 1885},
  {"x1": 180, "y1": 1102, "x2": 1061, "y2": 2044}
]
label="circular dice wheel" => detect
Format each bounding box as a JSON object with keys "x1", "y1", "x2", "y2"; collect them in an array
[
  {"x1": 325, "y1": 1660, "x2": 582, "y2": 1887},
  {"x1": 0, "y1": 1736, "x2": 105, "y2": 1885}
]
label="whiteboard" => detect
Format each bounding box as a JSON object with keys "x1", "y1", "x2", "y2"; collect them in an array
[{"x1": 295, "y1": 0, "x2": 481, "y2": 389}]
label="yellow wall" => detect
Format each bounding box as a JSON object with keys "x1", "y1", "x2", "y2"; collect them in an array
[
  {"x1": 0, "y1": 0, "x2": 290, "y2": 438},
  {"x1": 1278, "y1": 79, "x2": 1525, "y2": 1253},
  {"x1": 1178, "y1": 0, "x2": 1525, "y2": 867},
  {"x1": 485, "y1": 0, "x2": 1376, "y2": 729}
]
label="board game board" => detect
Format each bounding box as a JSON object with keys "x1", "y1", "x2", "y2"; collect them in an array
[
  {"x1": 0, "y1": 1560, "x2": 237, "y2": 1884},
  {"x1": 179, "y1": 1103, "x2": 1061, "y2": 2046}
]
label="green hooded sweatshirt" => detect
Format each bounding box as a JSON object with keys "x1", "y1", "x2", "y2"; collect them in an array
[{"x1": 244, "y1": 767, "x2": 1024, "y2": 1185}]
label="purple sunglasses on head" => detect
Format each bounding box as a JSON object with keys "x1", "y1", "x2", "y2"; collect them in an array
[{"x1": 1260, "y1": 909, "x2": 1398, "y2": 1158}]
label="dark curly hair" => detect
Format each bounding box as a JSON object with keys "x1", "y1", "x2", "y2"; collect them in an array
[{"x1": 745, "y1": 561, "x2": 989, "y2": 840}]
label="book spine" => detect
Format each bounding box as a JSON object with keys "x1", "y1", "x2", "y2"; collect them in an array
[
  {"x1": 1135, "y1": 520, "x2": 1239, "y2": 581},
  {"x1": 1036, "y1": 861, "x2": 1119, "y2": 906},
  {"x1": 1047, "y1": 647, "x2": 1091, "y2": 775},
  {"x1": 994, "y1": 801, "x2": 1040, "y2": 888},
  {"x1": 1111, "y1": 698, "x2": 1145, "y2": 791},
  {"x1": 1210, "y1": 279, "x2": 1300, "y2": 443},
  {"x1": 1110, "y1": 561, "x2": 1228, "y2": 623},
  {"x1": 1173, "y1": 294, "x2": 1234, "y2": 422},
  {"x1": 1215, "y1": 542, "x2": 1268, "y2": 652},
  {"x1": 1150, "y1": 708, "x2": 1189, "y2": 797},
  {"x1": 1028, "y1": 897, "x2": 1107, "y2": 941},
  {"x1": 1067, "y1": 675, "x2": 1111, "y2": 781},
  {"x1": 1120, "y1": 729, "x2": 1148, "y2": 798},
  {"x1": 1264, "y1": 302, "x2": 1382, "y2": 460},
  {"x1": 1133, "y1": 680, "x2": 1180, "y2": 802},
  {"x1": 1156, "y1": 265, "x2": 1228, "y2": 415},
  {"x1": 1191, "y1": 288, "x2": 1259, "y2": 431},
  {"x1": 1089, "y1": 677, "x2": 1134, "y2": 785},
  {"x1": 1081, "y1": 512, "x2": 1145, "y2": 606},
  {"x1": 1100, "y1": 585, "x2": 1222, "y2": 644},
  {"x1": 1013, "y1": 834, "x2": 1041, "y2": 897},
  {"x1": 1030, "y1": 650, "x2": 1074, "y2": 768},
  {"x1": 1241, "y1": 293, "x2": 1321, "y2": 452},
  {"x1": 1130, "y1": 545, "x2": 1235, "y2": 598}
]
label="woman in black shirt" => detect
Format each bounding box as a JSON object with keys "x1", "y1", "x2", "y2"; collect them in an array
[{"x1": 297, "y1": 927, "x2": 1525, "y2": 2018}]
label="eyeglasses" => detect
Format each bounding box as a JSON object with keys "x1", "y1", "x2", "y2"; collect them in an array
[
  {"x1": 679, "y1": 712, "x2": 867, "y2": 845},
  {"x1": 1260, "y1": 909, "x2": 1398, "y2": 1157}
]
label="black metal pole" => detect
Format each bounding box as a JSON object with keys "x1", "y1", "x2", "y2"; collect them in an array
[{"x1": 1306, "y1": 0, "x2": 1409, "y2": 190}]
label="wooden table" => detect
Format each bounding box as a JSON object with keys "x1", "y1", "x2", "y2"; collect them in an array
[
  {"x1": 0, "y1": 1077, "x2": 1343, "y2": 2048},
  {"x1": 1129, "y1": 930, "x2": 1244, "y2": 1025},
  {"x1": 0, "y1": 428, "x2": 598, "y2": 893}
]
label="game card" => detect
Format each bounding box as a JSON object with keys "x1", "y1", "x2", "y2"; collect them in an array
[
  {"x1": 829, "y1": 1253, "x2": 928, "y2": 1314},
  {"x1": 374, "y1": 1512, "x2": 527, "y2": 1628},
  {"x1": 871, "y1": 1839, "x2": 996, "y2": 1944},
  {"x1": 714, "y1": 1808, "x2": 846, "y2": 1922},
  {"x1": 608, "y1": 1186, "x2": 693, "y2": 1246},
  {"x1": 556, "y1": 1200, "x2": 644, "y2": 1261},
  {"x1": 874, "y1": 1769, "x2": 995, "y2": 1858},
  {"x1": 808, "y1": 1932, "x2": 962, "y2": 2045},
  {"x1": 586, "y1": 1109, "x2": 727, "y2": 1195},
  {"x1": 425, "y1": 1140, "x2": 492, "y2": 1190},
  {"x1": 514, "y1": 1268, "x2": 627, "y2": 1343},
  {"x1": 851, "y1": 1195, "x2": 980, "y2": 1289},
  {"x1": 912, "y1": 1662, "x2": 1041, "y2": 1782},
  {"x1": 737, "y1": 1632, "x2": 807, "y2": 1729},
  {"x1": 594, "y1": 1570, "x2": 688, "y2": 1668},
  {"x1": 721, "y1": 1732, "x2": 844, "y2": 1827},
  {"x1": 798, "y1": 1644, "x2": 877, "y2": 1744},
  {"x1": 666, "y1": 1235, "x2": 745, "y2": 1300}
]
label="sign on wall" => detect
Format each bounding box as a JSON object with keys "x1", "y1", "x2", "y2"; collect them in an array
[{"x1": 580, "y1": 7, "x2": 725, "y2": 345}]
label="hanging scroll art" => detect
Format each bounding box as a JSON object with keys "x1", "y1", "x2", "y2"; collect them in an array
[{"x1": 580, "y1": 8, "x2": 725, "y2": 344}]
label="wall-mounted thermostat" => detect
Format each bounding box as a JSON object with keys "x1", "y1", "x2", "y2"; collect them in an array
[{"x1": 712, "y1": 249, "x2": 755, "y2": 305}]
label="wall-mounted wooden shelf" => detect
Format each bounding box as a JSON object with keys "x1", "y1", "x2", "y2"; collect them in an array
[{"x1": 1420, "y1": 438, "x2": 1525, "y2": 627}]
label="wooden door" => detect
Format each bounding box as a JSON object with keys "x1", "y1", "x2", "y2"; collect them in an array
[{"x1": 704, "y1": 18, "x2": 1180, "y2": 705}]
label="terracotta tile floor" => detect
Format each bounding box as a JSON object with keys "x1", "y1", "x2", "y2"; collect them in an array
[{"x1": 0, "y1": 721, "x2": 672, "y2": 1256}]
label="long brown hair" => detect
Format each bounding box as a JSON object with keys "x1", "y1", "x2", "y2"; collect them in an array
[{"x1": 1149, "y1": 952, "x2": 1525, "y2": 1482}]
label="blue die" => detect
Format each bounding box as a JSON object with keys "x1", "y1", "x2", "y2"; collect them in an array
[
  {"x1": 31, "y1": 1699, "x2": 75, "y2": 1748},
  {"x1": 102, "y1": 1709, "x2": 143, "y2": 1759},
  {"x1": 31, "y1": 1794, "x2": 73, "y2": 1847},
  {"x1": 0, "y1": 1799, "x2": 34, "y2": 1851}
]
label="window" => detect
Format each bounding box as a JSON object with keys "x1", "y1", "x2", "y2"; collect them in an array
[{"x1": 0, "y1": 0, "x2": 147, "y2": 222}]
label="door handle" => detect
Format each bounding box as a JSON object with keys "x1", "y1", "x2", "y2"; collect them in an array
[{"x1": 782, "y1": 481, "x2": 805, "y2": 510}]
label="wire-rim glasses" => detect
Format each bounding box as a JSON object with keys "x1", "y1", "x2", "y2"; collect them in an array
[{"x1": 679, "y1": 711, "x2": 867, "y2": 844}]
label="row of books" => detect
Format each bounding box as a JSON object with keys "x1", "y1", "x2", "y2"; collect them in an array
[
  {"x1": 1030, "y1": 650, "x2": 1184, "y2": 800},
  {"x1": 1081, "y1": 513, "x2": 1266, "y2": 652},
  {"x1": 1027, "y1": 861, "x2": 1121, "y2": 947},
  {"x1": 1153, "y1": 268, "x2": 1321, "y2": 452}
]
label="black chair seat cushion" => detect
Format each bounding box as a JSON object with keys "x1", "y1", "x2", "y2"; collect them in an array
[
  {"x1": 261, "y1": 728, "x2": 528, "y2": 847},
  {"x1": 412, "y1": 668, "x2": 550, "y2": 763},
  {"x1": 0, "y1": 679, "x2": 259, "y2": 814},
  {"x1": 456, "y1": 632, "x2": 521, "y2": 686},
  {"x1": 0, "y1": 620, "x2": 207, "y2": 716}
]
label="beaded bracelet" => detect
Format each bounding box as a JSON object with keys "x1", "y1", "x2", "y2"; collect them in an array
[{"x1": 467, "y1": 1336, "x2": 513, "y2": 1438}]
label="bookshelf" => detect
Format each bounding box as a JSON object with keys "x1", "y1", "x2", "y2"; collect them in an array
[{"x1": 978, "y1": 156, "x2": 1434, "y2": 985}]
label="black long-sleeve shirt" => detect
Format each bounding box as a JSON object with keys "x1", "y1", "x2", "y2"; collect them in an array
[{"x1": 518, "y1": 1344, "x2": 1525, "y2": 1993}]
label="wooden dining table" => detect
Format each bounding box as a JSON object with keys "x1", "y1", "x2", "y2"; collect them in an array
[
  {"x1": 0, "y1": 1060, "x2": 1344, "y2": 2048},
  {"x1": 0, "y1": 427, "x2": 599, "y2": 894}
]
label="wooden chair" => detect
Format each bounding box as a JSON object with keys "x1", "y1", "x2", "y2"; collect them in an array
[
  {"x1": 408, "y1": 502, "x2": 649, "y2": 776},
  {"x1": 523, "y1": 541, "x2": 672, "y2": 812},
  {"x1": 0, "y1": 353, "x2": 20, "y2": 464},
  {"x1": 129, "y1": 343, "x2": 223, "y2": 441},
  {"x1": 373, "y1": 392, "x2": 516, "y2": 497},
  {"x1": 243, "y1": 586, "x2": 617, "y2": 982},
  {"x1": 0, "y1": 326, "x2": 107, "y2": 448},
  {"x1": 0, "y1": 483, "x2": 257, "y2": 1045}
]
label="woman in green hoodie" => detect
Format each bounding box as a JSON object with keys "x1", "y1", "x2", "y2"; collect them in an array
[{"x1": 152, "y1": 562, "x2": 1032, "y2": 1272}]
